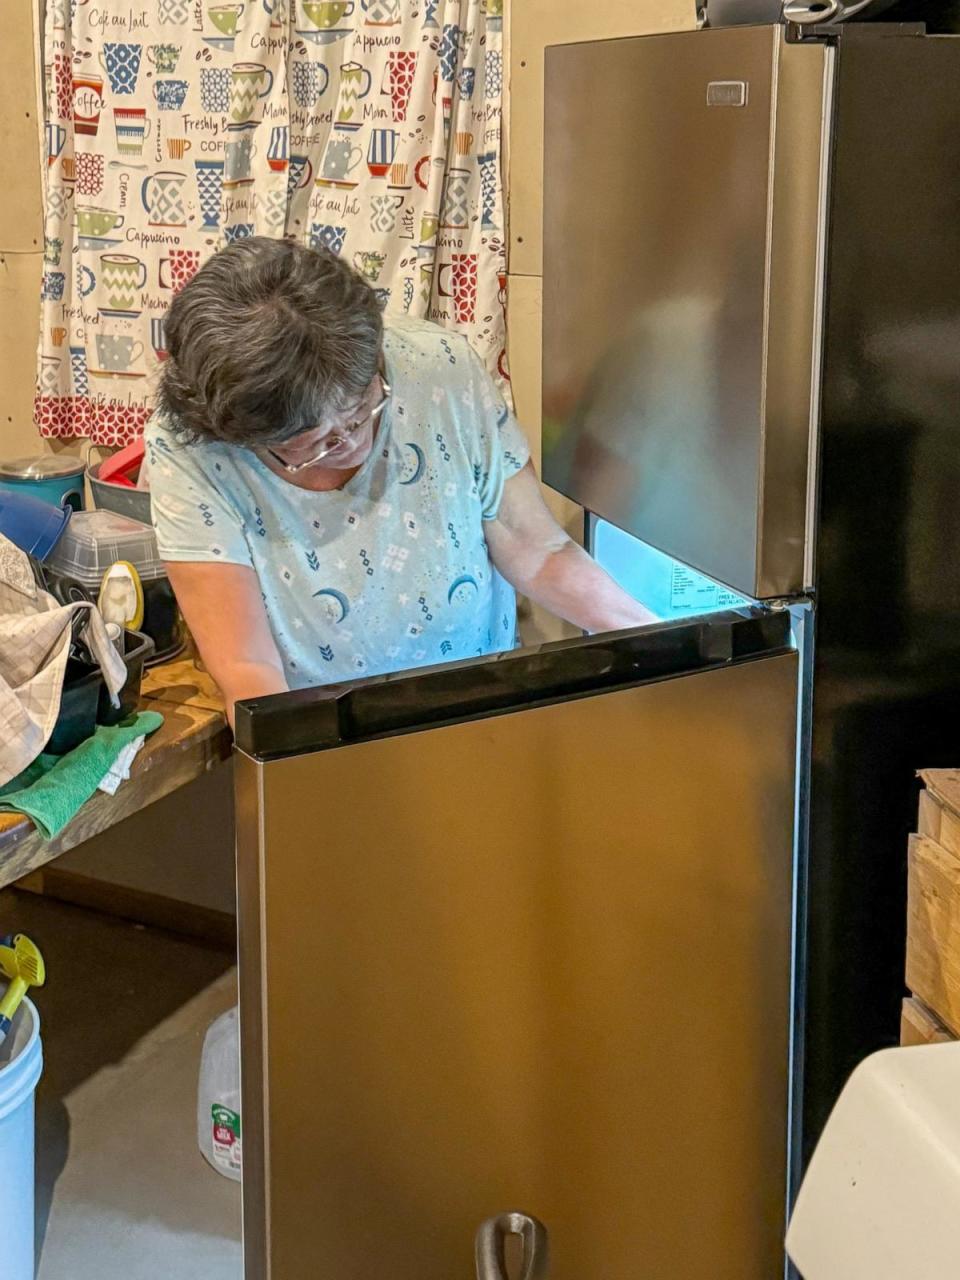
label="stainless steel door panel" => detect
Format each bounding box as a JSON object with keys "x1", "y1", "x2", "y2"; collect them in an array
[
  {"x1": 238, "y1": 652, "x2": 799, "y2": 1279},
  {"x1": 541, "y1": 28, "x2": 831, "y2": 598}
]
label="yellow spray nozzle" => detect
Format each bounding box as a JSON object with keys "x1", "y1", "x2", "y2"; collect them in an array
[{"x1": 0, "y1": 935, "x2": 45, "y2": 1036}]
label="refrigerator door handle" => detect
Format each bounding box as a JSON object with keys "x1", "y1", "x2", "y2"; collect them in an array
[
  {"x1": 783, "y1": 0, "x2": 841, "y2": 19},
  {"x1": 475, "y1": 1213, "x2": 549, "y2": 1280},
  {"x1": 783, "y1": 0, "x2": 884, "y2": 21}
]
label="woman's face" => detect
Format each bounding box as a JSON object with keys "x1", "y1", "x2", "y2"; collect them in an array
[{"x1": 263, "y1": 370, "x2": 388, "y2": 474}]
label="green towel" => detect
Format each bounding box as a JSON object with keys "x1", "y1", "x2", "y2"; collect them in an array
[{"x1": 0, "y1": 711, "x2": 164, "y2": 840}]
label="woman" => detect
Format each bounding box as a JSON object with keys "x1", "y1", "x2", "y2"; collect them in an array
[{"x1": 146, "y1": 238, "x2": 656, "y2": 723}]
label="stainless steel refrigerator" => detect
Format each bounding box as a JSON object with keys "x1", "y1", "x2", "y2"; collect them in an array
[{"x1": 232, "y1": 22, "x2": 960, "y2": 1279}]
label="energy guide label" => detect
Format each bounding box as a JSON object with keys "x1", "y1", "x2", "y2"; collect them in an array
[{"x1": 670, "y1": 565, "x2": 744, "y2": 612}]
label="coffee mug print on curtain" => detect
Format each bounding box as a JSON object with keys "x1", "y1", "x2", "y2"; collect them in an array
[
  {"x1": 38, "y1": 0, "x2": 247, "y2": 443},
  {"x1": 257, "y1": 0, "x2": 509, "y2": 386},
  {"x1": 37, "y1": 0, "x2": 509, "y2": 445}
]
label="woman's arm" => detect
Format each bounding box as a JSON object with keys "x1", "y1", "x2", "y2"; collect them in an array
[
  {"x1": 164, "y1": 560, "x2": 288, "y2": 728},
  {"x1": 485, "y1": 461, "x2": 659, "y2": 633}
]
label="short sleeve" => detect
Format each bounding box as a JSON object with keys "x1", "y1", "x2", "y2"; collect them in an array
[
  {"x1": 461, "y1": 341, "x2": 531, "y2": 520},
  {"x1": 144, "y1": 415, "x2": 252, "y2": 567}
]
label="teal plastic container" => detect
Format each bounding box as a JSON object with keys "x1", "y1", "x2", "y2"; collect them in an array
[
  {"x1": 0, "y1": 455, "x2": 85, "y2": 512},
  {"x1": 0, "y1": 998, "x2": 43, "y2": 1280}
]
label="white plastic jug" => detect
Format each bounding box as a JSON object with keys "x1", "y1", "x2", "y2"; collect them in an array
[{"x1": 197, "y1": 1005, "x2": 241, "y2": 1182}]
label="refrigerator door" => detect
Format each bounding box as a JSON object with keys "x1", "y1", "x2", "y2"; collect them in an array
[
  {"x1": 541, "y1": 27, "x2": 833, "y2": 599},
  {"x1": 235, "y1": 612, "x2": 799, "y2": 1279}
]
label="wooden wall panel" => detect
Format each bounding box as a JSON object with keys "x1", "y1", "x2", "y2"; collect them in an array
[
  {"x1": 507, "y1": 271, "x2": 580, "y2": 645},
  {"x1": 0, "y1": 0, "x2": 45, "y2": 460},
  {"x1": 0, "y1": 0, "x2": 43, "y2": 252},
  {"x1": 506, "y1": 272, "x2": 542, "y2": 457},
  {"x1": 0, "y1": 252, "x2": 42, "y2": 453},
  {"x1": 506, "y1": 271, "x2": 579, "y2": 530}
]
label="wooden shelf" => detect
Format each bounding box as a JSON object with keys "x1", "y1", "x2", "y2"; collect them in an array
[
  {"x1": 141, "y1": 656, "x2": 227, "y2": 714},
  {"x1": 0, "y1": 662, "x2": 230, "y2": 890}
]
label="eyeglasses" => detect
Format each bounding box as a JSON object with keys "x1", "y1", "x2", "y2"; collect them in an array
[{"x1": 265, "y1": 376, "x2": 392, "y2": 474}]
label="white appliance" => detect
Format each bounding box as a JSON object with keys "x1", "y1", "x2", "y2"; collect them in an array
[{"x1": 786, "y1": 1042, "x2": 960, "y2": 1278}]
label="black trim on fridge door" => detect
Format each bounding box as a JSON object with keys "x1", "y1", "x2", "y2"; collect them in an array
[{"x1": 234, "y1": 609, "x2": 792, "y2": 762}]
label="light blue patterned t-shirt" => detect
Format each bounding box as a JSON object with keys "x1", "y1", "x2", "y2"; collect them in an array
[{"x1": 145, "y1": 317, "x2": 530, "y2": 689}]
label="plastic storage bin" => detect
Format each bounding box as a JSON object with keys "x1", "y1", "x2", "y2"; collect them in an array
[
  {"x1": 43, "y1": 509, "x2": 162, "y2": 583},
  {"x1": 43, "y1": 511, "x2": 184, "y2": 663},
  {"x1": 88, "y1": 460, "x2": 152, "y2": 525},
  {"x1": 0, "y1": 998, "x2": 43, "y2": 1280}
]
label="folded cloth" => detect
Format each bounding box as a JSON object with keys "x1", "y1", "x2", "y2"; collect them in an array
[
  {"x1": 0, "y1": 711, "x2": 163, "y2": 839},
  {"x1": 0, "y1": 533, "x2": 127, "y2": 787}
]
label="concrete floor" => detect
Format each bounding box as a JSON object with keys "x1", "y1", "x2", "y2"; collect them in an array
[{"x1": 0, "y1": 889, "x2": 243, "y2": 1280}]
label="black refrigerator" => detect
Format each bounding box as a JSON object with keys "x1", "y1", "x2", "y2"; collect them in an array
[{"x1": 232, "y1": 22, "x2": 960, "y2": 1280}]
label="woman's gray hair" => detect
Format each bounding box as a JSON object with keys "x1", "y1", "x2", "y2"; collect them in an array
[{"x1": 157, "y1": 236, "x2": 384, "y2": 448}]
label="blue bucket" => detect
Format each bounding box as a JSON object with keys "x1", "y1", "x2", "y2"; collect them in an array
[{"x1": 0, "y1": 998, "x2": 43, "y2": 1280}]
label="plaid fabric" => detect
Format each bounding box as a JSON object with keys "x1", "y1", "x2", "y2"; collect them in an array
[{"x1": 0, "y1": 534, "x2": 127, "y2": 787}]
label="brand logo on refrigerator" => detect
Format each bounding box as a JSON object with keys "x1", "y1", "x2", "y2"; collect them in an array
[{"x1": 706, "y1": 80, "x2": 748, "y2": 108}]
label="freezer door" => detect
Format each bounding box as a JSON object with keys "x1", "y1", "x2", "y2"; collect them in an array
[
  {"x1": 541, "y1": 27, "x2": 833, "y2": 599},
  {"x1": 235, "y1": 613, "x2": 799, "y2": 1279}
]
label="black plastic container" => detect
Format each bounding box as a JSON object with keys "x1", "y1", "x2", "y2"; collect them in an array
[
  {"x1": 47, "y1": 660, "x2": 102, "y2": 756},
  {"x1": 47, "y1": 628, "x2": 155, "y2": 755},
  {"x1": 98, "y1": 629, "x2": 155, "y2": 726},
  {"x1": 140, "y1": 576, "x2": 184, "y2": 665}
]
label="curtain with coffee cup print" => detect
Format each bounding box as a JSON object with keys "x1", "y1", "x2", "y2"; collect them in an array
[{"x1": 37, "y1": 0, "x2": 508, "y2": 447}]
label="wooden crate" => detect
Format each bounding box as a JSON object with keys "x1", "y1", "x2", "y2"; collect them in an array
[
  {"x1": 903, "y1": 771, "x2": 960, "y2": 1044},
  {"x1": 917, "y1": 768, "x2": 960, "y2": 855},
  {"x1": 901, "y1": 996, "x2": 955, "y2": 1047}
]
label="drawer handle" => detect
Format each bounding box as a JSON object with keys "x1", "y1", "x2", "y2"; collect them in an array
[{"x1": 475, "y1": 1212, "x2": 549, "y2": 1280}]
